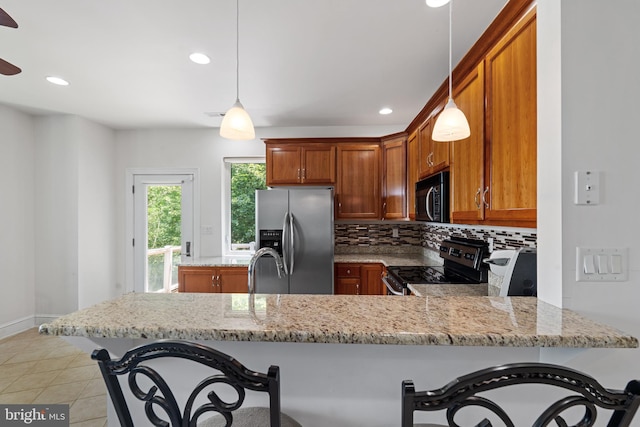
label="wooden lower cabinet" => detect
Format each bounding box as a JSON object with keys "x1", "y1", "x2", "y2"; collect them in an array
[
  {"x1": 178, "y1": 266, "x2": 248, "y2": 293},
  {"x1": 334, "y1": 263, "x2": 384, "y2": 296}
]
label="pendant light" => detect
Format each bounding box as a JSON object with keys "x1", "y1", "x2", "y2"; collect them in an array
[
  {"x1": 431, "y1": 0, "x2": 470, "y2": 142},
  {"x1": 220, "y1": 0, "x2": 255, "y2": 140},
  {"x1": 426, "y1": 0, "x2": 450, "y2": 7}
]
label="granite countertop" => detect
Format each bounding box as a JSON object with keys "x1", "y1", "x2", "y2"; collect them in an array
[
  {"x1": 334, "y1": 253, "x2": 440, "y2": 267},
  {"x1": 181, "y1": 253, "x2": 438, "y2": 268},
  {"x1": 39, "y1": 292, "x2": 638, "y2": 348},
  {"x1": 409, "y1": 283, "x2": 488, "y2": 297},
  {"x1": 179, "y1": 256, "x2": 251, "y2": 267}
]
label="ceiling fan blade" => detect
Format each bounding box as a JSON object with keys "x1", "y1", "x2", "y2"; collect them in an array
[
  {"x1": 0, "y1": 7, "x2": 18, "y2": 28},
  {"x1": 0, "y1": 57, "x2": 21, "y2": 75}
]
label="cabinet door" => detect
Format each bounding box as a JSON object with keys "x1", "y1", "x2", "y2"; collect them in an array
[
  {"x1": 450, "y1": 63, "x2": 485, "y2": 223},
  {"x1": 266, "y1": 145, "x2": 301, "y2": 185},
  {"x1": 336, "y1": 145, "x2": 381, "y2": 219},
  {"x1": 302, "y1": 145, "x2": 335, "y2": 184},
  {"x1": 335, "y1": 278, "x2": 360, "y2": 295},
  {"x1": 362, "y1": 264, "x2": 384, "y2": 295},
  {"x1": 218, "y1": 267, "x2": 249, "y2": 293},
  {"x1": 178, "y1": 267, "x2": 215, "y2": 293},
  {"x1": 382, "y1": 138, "x2": 407, "y2": 219},
  {"x1": 418, "y1": 115, "x2": 450, "y2": 178},
  {"x1": 484, "y1": 8, "x2": 537, "y2": 227},
  {"x1": 407, "y1": 131, "x2": 418, "y2": 220},
  {"x1": 417, "y1": 120, "x2": 432, "y2": 178}
]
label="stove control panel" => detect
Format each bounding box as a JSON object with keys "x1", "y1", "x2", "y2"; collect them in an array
[{"x1": 439, "y1": 239, "x2": 488, "y2": 270}]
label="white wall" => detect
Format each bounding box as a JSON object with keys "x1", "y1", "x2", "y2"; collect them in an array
[
  {"x1": 77, "y1": 118, "x2": 117, "y2": 308},
  {"x1": 0, "y1": 106, "x2": 36, "y2": 337},
  {"x1": 34, "y1": 115, "x2": 116, "y2": 321},
  {"x1": 538, "y1": 0, "x2": 640, "y2": 392}
]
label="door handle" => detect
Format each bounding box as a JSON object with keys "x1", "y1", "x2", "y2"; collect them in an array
[
  {"x1": 474, "y1": 188, "x2": 481, "y2": 209},
  {"x1": 281, "y1": 212, "x2": 290, "y2": 275},
  {"x1": 482, "y1": 187, "x2": 490, "y2": 208},
  {"x1": 426, "y1": 187, "x2": 435, "y2": 221},
  {"x1": 186, "y1": 241, "x2": 191, "y2": 257},
  {"x1": 289, "y1": 213, "x2": 295, "y2": 275}
]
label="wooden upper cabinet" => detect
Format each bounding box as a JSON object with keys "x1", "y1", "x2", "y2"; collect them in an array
[
  {"x1": 484, "y1": 7, "x2": 537, "y2": 227},
  {"x1": 417, "y1": 114, "x2": 450, "y2": 179},
  {"x1": 336, "y1": 144, "x2": 381, "y2": 219},
  {"x1": 407, "y1": 131, "x2": 419, "y2": 219},
  {"x1": 266, "y1": 143, "x2": 335, "y2": 185},
  {"x1": 450, "y1": 62, "x2": 486, "y2": 223},
  {"x1": 382, "y1": 136, "x2": 407, "y2": 219}
]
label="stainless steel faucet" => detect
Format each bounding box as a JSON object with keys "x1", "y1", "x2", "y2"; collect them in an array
[{"x1": 248, "y1": 247, "x2": 284, "y2": 295}]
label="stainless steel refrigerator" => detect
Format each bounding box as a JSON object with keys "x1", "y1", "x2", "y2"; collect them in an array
[{"x1": 255, "y1": 188, "x2": 334, "y2": 294}]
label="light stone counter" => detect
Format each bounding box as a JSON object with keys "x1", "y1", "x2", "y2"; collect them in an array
[
  {"x1": 40, "y1": 292, "x2": 637, "y2": 348},
  {"x1": 409, "y1": 283, "x2": 488, "y2": 297},
  {"x1": 333, "y1": 252, "x2": 441, "y2": 266},
  {"x1": 178, "y1": 256, "x2": 251, "y2": 267}
]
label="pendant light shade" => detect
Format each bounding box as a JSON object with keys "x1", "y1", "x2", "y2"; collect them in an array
[
  {"x1": 220, "y1": 0, "x2": 255, "y2": 140},
  {"x1": 220, "y1": 100, "x2": 255, "y2": 140},
  {"x1": 426, "y1": 0, "x2": 450, "y2": 7},
  {"x1": 432, "y1": 98, "x2": 470, "y2": 141},
  {"x1": 431, "y1": 0, "x2": 470, "y2": 142}
]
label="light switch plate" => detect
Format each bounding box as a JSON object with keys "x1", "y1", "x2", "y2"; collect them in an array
[{"x1": 576, "y1": 247, "x2": 628, "y2": 282}]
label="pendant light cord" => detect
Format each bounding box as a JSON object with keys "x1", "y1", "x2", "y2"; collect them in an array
[
  {"x1": 448, "y1": 0, "x2": 453, "y2": 100},
  {"x1": 235, "y1": 0, "x2": 240, "y2": 102}
]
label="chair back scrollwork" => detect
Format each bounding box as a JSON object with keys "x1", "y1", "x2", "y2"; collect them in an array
[
  {"x1": 402, "y1": 363, "x2": 640, "y2": 427},
  {"x1": 92, "y1": 340, "x2": 282, "y2": 427}
]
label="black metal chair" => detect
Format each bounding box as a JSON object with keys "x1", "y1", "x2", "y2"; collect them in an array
[
  {"x1": 402, "y1": 362, "x2": 640, "y2": 427},
  {"x1": 92, "y1": 340, "x2": 301, "y2": 427}
]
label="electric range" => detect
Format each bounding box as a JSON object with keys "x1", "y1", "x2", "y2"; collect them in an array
[{"x1": 383, "y1": 237, "x2": 489, "y2": 295}]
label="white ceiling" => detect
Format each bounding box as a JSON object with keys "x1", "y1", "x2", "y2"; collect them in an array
[{"x1": 0, "y1": 0, "x2": 507, "y2": 130}]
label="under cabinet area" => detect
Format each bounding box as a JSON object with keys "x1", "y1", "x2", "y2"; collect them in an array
[
  {"x1": 178, "y1": 266, "x2": 248, "y2": 293},
  {"x1": 334, "y1": 263, "x2": 385, "y2": 295}
]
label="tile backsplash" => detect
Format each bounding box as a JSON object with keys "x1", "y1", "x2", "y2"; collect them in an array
[{"x1": 334, "y1": 222, "x2": 536, "y2": 253}]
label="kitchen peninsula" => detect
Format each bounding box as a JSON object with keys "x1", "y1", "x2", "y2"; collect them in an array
[{"x1": 40, "y1": 292, "x2": 637, "y2": 427}]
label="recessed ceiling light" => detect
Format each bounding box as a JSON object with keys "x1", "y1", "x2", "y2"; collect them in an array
[
  {"x1": 189, "y1": 53, "x2": 211, "y2": 65},
  {"x1": 46, "y1": 76, "x2": 69, "y2": 86},
  {"x1": 379, "y1": 107, "x2": 393, "y2": 115}
]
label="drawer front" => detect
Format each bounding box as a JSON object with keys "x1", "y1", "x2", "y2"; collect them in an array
[{"x1": 336, "y1": 264, "x2": 361, "y2": 277}]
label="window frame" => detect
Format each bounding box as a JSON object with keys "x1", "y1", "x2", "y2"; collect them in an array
[{"x1": 222, "y1": 157, "x2": 266, "y2": 257}]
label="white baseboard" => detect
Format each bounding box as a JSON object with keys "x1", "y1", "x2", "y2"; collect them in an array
[
  {"x1": 0, "y1": 316, "x2": 36, "y2": 340},
  {"x1": 0, "y1": 314, "x2": 65, "y2": 340},
  {"x1": 35, "y1": 315, "x2": 61, "y2": 325}
]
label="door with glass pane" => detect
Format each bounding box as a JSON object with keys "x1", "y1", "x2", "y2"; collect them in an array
[{"x1": 133, "y1": 174, "x2": 194, "y2": 293}]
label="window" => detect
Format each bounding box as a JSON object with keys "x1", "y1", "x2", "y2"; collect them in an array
[{"x1": 223, "y1": 158, "x2": 266, "y2": 256}]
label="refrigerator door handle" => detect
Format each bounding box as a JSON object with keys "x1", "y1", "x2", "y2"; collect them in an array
[
  {"x1": 289, "y1": 213, "x2": 295, "y2": 275},
  {"x1": 281, "y1": 211, "x2": 290, "y2": 275}
]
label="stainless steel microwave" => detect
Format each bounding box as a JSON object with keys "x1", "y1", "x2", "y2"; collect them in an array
[{"x1": 415, "y1": 171, "x2": 450, "y2": 222}]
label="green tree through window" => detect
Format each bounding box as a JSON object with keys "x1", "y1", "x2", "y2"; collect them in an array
[{"x1": 230, "y1": 163, "x2": 266, "y2": 249}]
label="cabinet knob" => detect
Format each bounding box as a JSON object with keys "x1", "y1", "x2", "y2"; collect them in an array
[{"x1": 347, "y1": 269, "x2": 351, "y2": 274}]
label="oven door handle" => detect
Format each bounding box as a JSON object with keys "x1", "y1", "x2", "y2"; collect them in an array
[{"x1": 382, "y1": 276, "x2": 406, "y2": 296}]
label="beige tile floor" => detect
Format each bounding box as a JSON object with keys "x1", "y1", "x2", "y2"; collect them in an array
[{"x1": 0, "y1": 328, "x2": 107, "y2": 427}]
